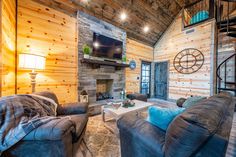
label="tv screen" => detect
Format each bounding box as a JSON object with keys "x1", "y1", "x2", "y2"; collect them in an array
[{"x1": 92, "y1": 33, "x2": 123, "y2": 60}]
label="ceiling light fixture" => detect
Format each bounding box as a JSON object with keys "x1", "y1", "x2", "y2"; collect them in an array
[
  {"x1": 93, "y1": 42, "x2": 100, "y2": 48},
  {"x1": 120, "y1": 12, "x2": 127, "y2": 21},
  {"x1": 143, "y1": 26, "x2": 150, "y2": 33},
  {"x1": 81, "y1": 0, "x2": 89, "y2": 3}
]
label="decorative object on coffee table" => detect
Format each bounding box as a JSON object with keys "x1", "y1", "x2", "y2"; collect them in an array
[
  {"x1": 122, "y1": 99, "x2": 135, "y2": 108},
  {"x1": 82, "y1": 44, "x2": 92, "y2": 59},
  {"x1": 106, "y1": 102, "x2": 122, "y2": 109},
  {"x1": 80, "y1": 90, "x2": 89, "y2": 103},
  {"x1": 176, "y1": 98, "x2": 187, "y2": 107}
]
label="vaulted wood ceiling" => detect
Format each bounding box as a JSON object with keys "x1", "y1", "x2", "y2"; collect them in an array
[{"x1": 33, "y1": 0, "x2": 196, "y2": 46}]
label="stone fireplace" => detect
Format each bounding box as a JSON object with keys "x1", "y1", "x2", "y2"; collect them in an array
[{"x1": 77, "y1": 11, "x2": 127, "y2": 103}]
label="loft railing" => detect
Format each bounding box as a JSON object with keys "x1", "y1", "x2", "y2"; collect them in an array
[{"x1": 183, "y1": 0, "x2": 215, "y2": 28}]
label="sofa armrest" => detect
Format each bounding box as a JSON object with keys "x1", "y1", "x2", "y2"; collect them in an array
[
  {"x1": 57, "y1": 102, "x2": 88, "y2": 115},
  {"x1": 117, "y1": 113, "x2": 165, "y2": 157},
  {"x1": 23, "y1": 117, "x2": 75, "y2": 141},
  {"x1": 126, "y1": 93, "x2": 148, "y2": 102}
]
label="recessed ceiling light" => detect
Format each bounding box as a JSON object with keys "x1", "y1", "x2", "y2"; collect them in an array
[
  {"x1": 120, "y1": 12, "x2": 127, "y2": 21},
  {"x1": 93, "y1": 42, "x2": 100, "y2": 48},
  {"x1": 143, "y1": 26, "x2": 150, "y2": 33}
]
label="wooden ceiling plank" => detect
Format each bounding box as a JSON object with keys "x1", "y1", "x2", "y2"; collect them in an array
[{"x1": 31, "y1": 0, "x2": 191, "y2": 46}]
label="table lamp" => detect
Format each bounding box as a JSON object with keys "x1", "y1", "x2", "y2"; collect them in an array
[{"x1": 19, "y1": 53, "x2": 46, "y2": 93}]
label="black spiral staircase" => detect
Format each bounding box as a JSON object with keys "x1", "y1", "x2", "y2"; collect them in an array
[{"x1": 216, "y1": 0, "x2": 236, "y2": 95}]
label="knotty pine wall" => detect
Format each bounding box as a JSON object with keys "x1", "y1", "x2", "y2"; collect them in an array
[
  {"x1": 126, "y1": 39, "x2": 153, "y2": 94},
  {"x1": 1, "y1": 0, "x2": 16, "y2": 96},
  {"x1": 154, "y1": 14, "x2": 215, "y2": 100},
  {"x1": 17, "y1": 0, "x2": 78, "y2": 103}
]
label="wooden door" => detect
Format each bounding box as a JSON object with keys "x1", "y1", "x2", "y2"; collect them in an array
[{"x1": 154, "y1": 62, "x2": 168, "y2": 100}]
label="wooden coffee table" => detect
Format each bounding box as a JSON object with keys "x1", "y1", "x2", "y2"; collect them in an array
[{"x1": 101, "y1": 100, "x2": 153, "y2": 133}]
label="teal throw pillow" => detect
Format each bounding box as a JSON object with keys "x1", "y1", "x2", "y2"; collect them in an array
[
  {"x1": 146, "y1": 106, "x2": 185, "y2": 131},
  {"x1": 183, "y1": 96, "x2": 206, "y2": 109}
]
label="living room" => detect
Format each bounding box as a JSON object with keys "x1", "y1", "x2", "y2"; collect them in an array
[{"x1": 0, "y1": 0, "x2": 236, "y2": 157}]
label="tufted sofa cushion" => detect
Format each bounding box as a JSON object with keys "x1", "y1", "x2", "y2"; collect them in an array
[{"x1": 164, "y1": 93, "x2": 232, "y2": 157}]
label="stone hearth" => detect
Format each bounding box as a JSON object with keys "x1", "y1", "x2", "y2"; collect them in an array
[{"x1": 77, "y1": 11, "x2": 127, "y2": 103}]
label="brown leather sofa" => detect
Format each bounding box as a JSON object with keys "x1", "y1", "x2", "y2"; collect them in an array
[{"x1": 118, "y1": 92, "x2": 235, "y2": 157}]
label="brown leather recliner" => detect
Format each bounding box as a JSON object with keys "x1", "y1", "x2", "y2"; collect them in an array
[{"x1": 3, "y1": 91, "x2": 88, "y2": 157}]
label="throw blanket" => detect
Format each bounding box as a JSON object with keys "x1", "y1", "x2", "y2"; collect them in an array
[{"x1": 0, "y1": 94, "x2": 59, "y2": 153}]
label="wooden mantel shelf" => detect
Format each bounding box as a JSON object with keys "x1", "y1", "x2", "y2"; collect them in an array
[{"x1": 81, "y1": 58, "x2": 130, "y2": 68}]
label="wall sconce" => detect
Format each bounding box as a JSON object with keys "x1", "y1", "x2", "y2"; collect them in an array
[{"x1": 19, "y1": 53, "x2": 46, "y2": 93}]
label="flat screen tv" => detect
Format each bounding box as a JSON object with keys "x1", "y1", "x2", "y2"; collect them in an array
[{"x1": 92, "y1": 33, "x2": 123, "y2": 60}]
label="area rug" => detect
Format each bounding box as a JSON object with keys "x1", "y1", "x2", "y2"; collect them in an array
[
  {"x1": 83, "y1": 115, "x2": 120, "y2": 157},
  {"x1": 81, "y1": 100, "x2": 177, "y2": 157},
  {"x1": 80, "y1": 100, "x2": 236, "y2": 157}
]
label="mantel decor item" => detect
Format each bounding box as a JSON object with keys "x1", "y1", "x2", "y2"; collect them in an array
[
  {"x1": 82, "y1": 44, "x2": 92, "y2": 59},
  {"x1": 173, "y1": 48, "x2": 204, "y2": 74},
  {"x1": 122, "y1": 56, "x2": 127, "y2": 63},
  {"x1": 19, "y1": 53, "x2": 46, "y2": 93},
  {"x1": 80, "y1": 90, "x2": 88, "y2": 103}
]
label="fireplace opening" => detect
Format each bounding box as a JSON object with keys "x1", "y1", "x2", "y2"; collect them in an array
[{"x1": 96, "y1": 79, "x2": 113, "y2": 101}]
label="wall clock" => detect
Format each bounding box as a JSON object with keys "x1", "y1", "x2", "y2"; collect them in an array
[
  {"x1": 129, "y1": 60, "x2": 136, "y2": 70},
  {"x1": 173, "y1": 48, "x2": 204, "y2": 74}
]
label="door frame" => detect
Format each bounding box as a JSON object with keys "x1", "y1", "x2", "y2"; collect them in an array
[
  {"x1": 154, "y1": 61, "x2": 169, "y2": 100},
  {"x1": 140, "y1": 60, "x2": 152, "y2": 98}
]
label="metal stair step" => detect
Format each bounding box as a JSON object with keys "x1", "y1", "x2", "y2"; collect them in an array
[
  {"x1": 225, "y1": 82, "x2": 236, "y2": 85},
  {"x1": 217, "y1": 16, "x2": 236, "y2": 26},
  {"x1": 220, "y1": 27, "x2": 236, "y2": 32},
  {"x1": 218, "y1": 88, "x2": 236, "y2": 92},
  {"x1": 221, "y1": 0, "x2": 236, "y2": 2},
  {"x1": 219, "y1": 23, "x2": 236, "y2": 28},
  {"x1": 227, "y1": 33, "x2": 236, "y2": 37}
]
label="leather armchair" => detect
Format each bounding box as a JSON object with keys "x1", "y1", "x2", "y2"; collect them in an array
[{"x1": 3, "y1": 91, "x2": 88, "y2": 157}]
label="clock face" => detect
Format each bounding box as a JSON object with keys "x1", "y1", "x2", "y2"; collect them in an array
[{"x1": 173, "y1": 48, "x2": 204, "y2": 74}]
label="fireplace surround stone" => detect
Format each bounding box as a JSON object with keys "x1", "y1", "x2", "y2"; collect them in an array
[{"x1": 77, "y1": 11, "x2": 127, "y2": 103}]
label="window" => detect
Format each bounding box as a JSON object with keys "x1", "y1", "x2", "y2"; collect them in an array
[
  {"x1": 140, "y1": 61, "x2": 151, "y2": 97},
  {"x1": 183, "y1": 0, "x2": 215, "y2": 28}
]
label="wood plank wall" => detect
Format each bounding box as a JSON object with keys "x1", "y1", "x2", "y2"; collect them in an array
[
  {"x1": 154, "y1": 14, "x2": 215, "y2": 100},
  {"x1": 17, "y1": 0, "x2": 78, "y2": 104},
  {"x1": 1, "y1": 0, "x2": 16, "y2": 96},
  {"x1": 126, "y1": 39, "x2": 153, "y2": 94}
]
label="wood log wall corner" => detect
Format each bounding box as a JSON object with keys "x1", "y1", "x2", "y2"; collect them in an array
[
  {"x1": 17, "y1": 0, "x2": 78, "y2": 103},
  {"x1": 0, "y1": 0, "x2": 16, "y2": 96}
]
